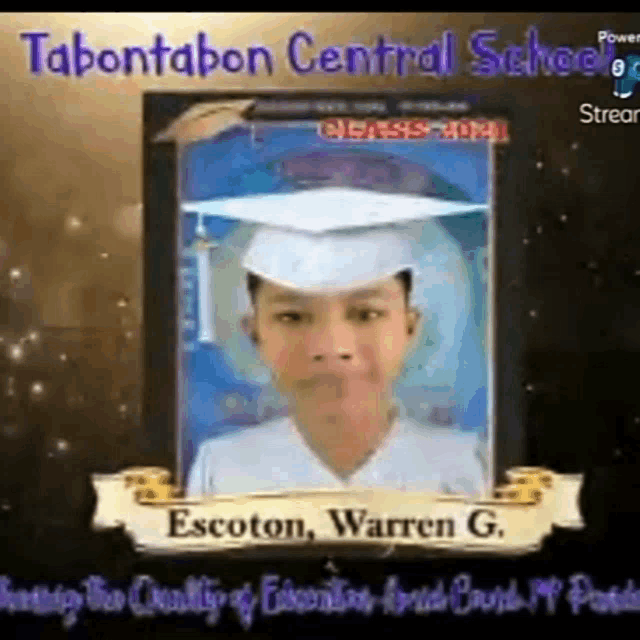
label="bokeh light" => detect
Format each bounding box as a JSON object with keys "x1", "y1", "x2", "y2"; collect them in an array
[
  {"x1": 9, "y1": 344, "x2": 23, "y2": 362},
  {"x1": 66, "y1": 216, "x2": 83, "y2": 232},
  {"x1": 30, "y1": 381, "x2": 44, "y2": 396}
]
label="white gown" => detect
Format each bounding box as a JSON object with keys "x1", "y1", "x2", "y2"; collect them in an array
[{"x1": 187, "y1": 415, "x2": 488, "y2": 498}]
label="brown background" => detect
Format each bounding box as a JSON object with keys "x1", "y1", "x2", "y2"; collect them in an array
[{"x1": 0, "y1": 16, "x2": 639, "y2": 626}]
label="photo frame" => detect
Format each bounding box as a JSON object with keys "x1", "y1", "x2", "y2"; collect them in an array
[{"x1": 92, "y1": 92, "x2": 583, "y2": 557}]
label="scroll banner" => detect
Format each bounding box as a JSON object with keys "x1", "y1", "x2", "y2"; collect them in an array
[{"x1": 91, "y1": 468, "x2": 583, "y2": 555}]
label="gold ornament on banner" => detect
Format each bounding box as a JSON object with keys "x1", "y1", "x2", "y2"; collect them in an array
[
  {"x1": 123, "y1": 467, "x2": 182, "y2": 503},
  {"x1": 493, "y1": 467, "x2": 554, "y2": 505}
]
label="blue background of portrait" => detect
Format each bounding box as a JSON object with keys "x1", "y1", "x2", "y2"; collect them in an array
[{"x1": 178, "y1": 125, "x2": 490, "y2": 487}]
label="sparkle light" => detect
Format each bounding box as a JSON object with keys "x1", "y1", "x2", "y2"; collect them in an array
[
  {"x1": 525, "y1": 383, "x2": 535, "y2": 392},
  {"x1": 559, "y1": 214, "x2": 568, "y2": 223},
  {"x1": 325, "y1": 559, "x2": 339, "y2": 574},
  {"x1": 28, "y1": 330, "x2": 39, "y2": 342},
  {"x1": 529, "y1": 310, "x2": 538, "y2": 318},
  {"x1": 117, "y1": 297, "x2": 129, "y2": 308},
  {"x1": 118, "y1": 403, "x2": 128, "y2": 414},
  {"x1": 536, "y1": 161, "x2": 543, "y2": 170},
  {"x1": 100, "y1": 252, "x2": 110, "y2": 259},
  {"x1": 561, "y1": 167, "x2": 570, "y2": 176},
  {"x1": 56, "y1": 438, "x2": 69, "y2": 452},
  {"x1": 9, "y1": 344, "x2": 23, "y2": 362},
  {"x1": 9, "y1": 267, "x2": 21, "y2": 281},
  {"x1": 571, "y1": 142, "x2": 579, "y2": 150},
  {"x1": 66, "y1": 216, "x2": 82, "y2": 231},
  {"x1": 536, "y1": 225, "x2": 543, "y2": 235},
  {"x1": 59, "y1": 353, "x2": 67, "y2": 362},
  {"x1": 30, "y1": 381, "x2": 44, "y2": 396},
  {"x1": 522, "y1": 238, "x2": 530, "y2": 245}
]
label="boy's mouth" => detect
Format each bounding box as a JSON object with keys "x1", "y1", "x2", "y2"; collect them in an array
[{"x1": 294, "y1": 372, "x2": 384, "y2": 400}]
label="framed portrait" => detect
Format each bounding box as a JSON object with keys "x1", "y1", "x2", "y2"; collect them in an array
[{"x1": 92, "y1": 93, "x2": 582, "y2": 557}]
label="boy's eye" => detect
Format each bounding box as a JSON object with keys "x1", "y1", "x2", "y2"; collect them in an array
[
  {"x1": 354, "y1": 309, "x2": 385, "y2": 322},
  {"x1": 274, "y1": 312, "x2": 304, "y2": 324}
]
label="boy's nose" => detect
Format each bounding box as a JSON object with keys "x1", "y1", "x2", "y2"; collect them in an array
[
  {"x1": 306, "y1": 321, "x2": 362, "y2": 371},
  {"x1": 312, "y1": 348, "x2": 353, "y2": 362}
]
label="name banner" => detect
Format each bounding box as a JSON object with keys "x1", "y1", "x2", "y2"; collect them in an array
[{"x1": 91, "y1": 467, "x2": 583, "y2": 555}]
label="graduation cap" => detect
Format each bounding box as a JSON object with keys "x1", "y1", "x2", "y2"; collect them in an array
[{"x1": 182, "y1": 187, "x2": 487, "y2": 295}]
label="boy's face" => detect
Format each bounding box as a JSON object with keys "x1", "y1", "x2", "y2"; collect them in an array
[{"x1": 244, "y1": 276, "x2": 419, "y2": 413}]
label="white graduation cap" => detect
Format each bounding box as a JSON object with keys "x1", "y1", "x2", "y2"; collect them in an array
[{"x1": 183, "y1": 187, "x2": 487, "y2": 295}]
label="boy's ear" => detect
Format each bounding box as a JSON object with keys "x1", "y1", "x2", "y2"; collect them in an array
[
  {"x1": 241, "y1": 315, "x2": 257, "y2": 343},
  {"x1": 407, "y1": 308, "x2": 421, "y2": 338}
]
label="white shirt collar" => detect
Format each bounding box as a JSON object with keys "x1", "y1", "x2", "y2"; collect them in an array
[{"x1": 284, "y1": 412, "x2": 406, "y2": 488}]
